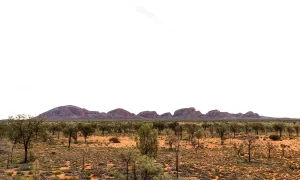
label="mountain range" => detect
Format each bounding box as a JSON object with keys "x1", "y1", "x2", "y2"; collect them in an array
[{"x1": 40, "y1": 105, "x2": 267, "y2": 120}]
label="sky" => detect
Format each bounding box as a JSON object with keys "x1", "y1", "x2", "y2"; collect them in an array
[{"x1": 0, "y1": 0, "x2": 300, "y2": 119}]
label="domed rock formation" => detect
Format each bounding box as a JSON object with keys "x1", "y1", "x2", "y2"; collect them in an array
[
  {"x1": 244, "y1": 111, "x2": 260, "y2": 118},
  {"x1": 158, "y1": 112, "x2": 173, "y2": 119},
  {"x1": 173, "y1": 107, "x2": 202, "y2": 119},
  {"x1": 40, "y1": 105, "x2": 264, "y2": 120},
  {"x1": 107, "y1": 108, "x2": 137, "y2": 119},
  {"x1": 138, "y1": 111, "x2": 158, "y2": 119},
  {"x1": 40, "y1": 105, "x2": 107, "y2": 120}
]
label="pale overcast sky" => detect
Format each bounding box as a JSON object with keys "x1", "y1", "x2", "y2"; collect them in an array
[{"x1": 0, "y1": 0, "x2": 300, "y2": 119}]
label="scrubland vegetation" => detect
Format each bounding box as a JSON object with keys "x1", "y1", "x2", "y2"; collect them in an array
[{"x1": 1, "y1": 115, "x2": 300, "y2": 179}]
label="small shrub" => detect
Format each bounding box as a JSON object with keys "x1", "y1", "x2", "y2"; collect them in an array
[
  {"x1": 53, "y1": 171, "x2": 62, "y2": 175},
  {"x1": 109, "y1": 137, "x2": 120, "y2": 143},
  {"x1": 269, "y1": 134, "x2": 281, "y2": 141}
]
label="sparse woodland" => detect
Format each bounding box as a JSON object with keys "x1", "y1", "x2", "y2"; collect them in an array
[{"x1": 1, "y1": 116, "x2": 300, "y2": 179}]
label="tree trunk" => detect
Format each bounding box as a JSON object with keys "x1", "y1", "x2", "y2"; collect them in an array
[
  {"x1": 7, "y1": 154, "x2": 9, "y2": 169},
  {"x1": 133, "y1": 163, "x2": 137, "y2": 180},
  {"x1": 280, "y1": 130, "x2": 282, "y2": 137},
  {"x1": 126, "y1": 161, "x2": 129, "y2": 180},
  {"x1": 221, "y1": 137, "x2": 224, "y2": 145},
  {"x1": 144, "y1": 169, "x2": 148, "y2": 180},
  {"x1": 176, "y1": 143, "x2": 179, "y2": 179},
  {"x1": 84, "y1": 136, "x2": 87, "y2": 143},
  {"x1": 68, "y1": 136, "x2": 71, "y2": 150},
  {"x1": 82, "y1": 153, "x2": 85, "y2": 170},
  {"x1": 268, "y1": 149, "x2": 271, "y2": 158},
  {"x1": 24, "y1": 145, "x2": 28, "y2": 163},
  {"x1": 248, "y1": 143, "x2": 251, "y2": 162},
  {"x1": 11, "y1": 142, "x2": 16, "y2": 164}
]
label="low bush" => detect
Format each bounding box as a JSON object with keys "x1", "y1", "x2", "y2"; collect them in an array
[
  {"x1": 109, "y1": 137, "x2": 120, "y2": 143},
  {"x1": 269, "y1": 134, "x2": 281, "y2": 141}
]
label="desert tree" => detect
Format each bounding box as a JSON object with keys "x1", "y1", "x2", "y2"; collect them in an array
[
  {"x1": 266, "y1": 141, "x2": 275, "y2": 158},
  {"x1": 77, "y1": 123, "x2": 96, "y2": 143},
  {"x1": 174, "y1": 135, "x2": 181, "y2": 179},
  {"x1": 208, "y1": 125, "x2": 214, "y2": 137},
  {"x1": 243, "y1": 122, "x2": 251, "y2": 135},
  {"x1": 185, "y1": 124, "x2": 199, "y2": 143},
  {"x1": 194, "y1": 129, "x2": 203, "y2": 148},
  {"x1": 293, "y1": 124, "x2": 300, "y2": 136},
  {"x1": 280, "y1": 144, "x2": 287, "y2": 157},
  {"x1": 251, "y1": 122, "x2": 264, "y2": 135},
  {"x1": 273, "y1": 123, "x2": 286, "y2": 137},
  {"x1": 6, "y1": 121, "x2": 20, "y2": 165},
  {"x1": 0, "y1": 139, "x2": 11, "y2": 169},
  {"x1": 137, "y1": 123, "x2": 158, "y2": 158},
  {"x1": 263, "y1": 124, "x2": 273, "y2": 136},
  {"x1": 0, "y1": 122, "x2": 8, "y2": 137},
  {"x1": 233, "y1": 142, "x2": 244, "y2": 156},
  {"x1": 168, "y1": 122, "x2": 179, "y2": 135},
  {"x1": 201, "y1": 122, "x2": 212, "y2": 138},
  {"x1": 63, "y1": 124, "x2": 78, "y2": 150},
  {"x1": 98, "y1": 123, "x2": 109, "y2": 136},
  {"x1": 229, "y1": 122, "x2": 241, "y2": 138},
  {"x1": 8, "y1": 114, "x2": 44, "y2": 163},
  {"x1": 245, "y1": 136, "x2": 256, "y2": 162},
  {"x1": 175, "y1": 124, "x2": 183, "y2": 139},
  {"x1": 48, "y1": 123, "x2": 57, "y2": 135},
  {"x1": 153, "y1": 121, "x2": 167, "y2": 135},
  {"x1": 48, "y1": 123, "x2": 63, "y2": 139},
  {"x1": 0, "y1": 122, "x2": 11, "y2": 168},
  {"x1": 166, "y1": 135, "x2": 177, "y2": 150},
  {"x1": 138, "y1": 155, "x2": 166, "y2": 180},
  {"x1": 287, "y1": 125, "x2": 295, "y2": 138},
  {"x1": 215, "y1": 123, "x2": 228, "y2": 145},
  {"x1": 201, "y1": 122, "x2": 211, "y2": 131},
  {"x1": 120, "y1": 148, "x2": 138, "y2": 180}
]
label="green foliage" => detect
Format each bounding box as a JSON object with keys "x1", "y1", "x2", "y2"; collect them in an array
[
  {"x1": 138, "y1": 155, "x2": 165, "y2": 180},
  {"x1": 185, "y1": 124, "x2": 200, "y2": 139},
  {"x1": 294, "y1": 124, "x2": 300, "y2": 136},
  {"x1": 229, "y1": 122, "x2": 242, "y2": 138},
  {"x1": 0, "y1": 122, "x2": 8, "y2": 137},
  {"x1": 287, "y1": 125, "x2": 295, "y2": 138},
  {"x1": 137, "y1": 123, "x2": 158, "y2": 158},
  {"x1": 153, "y1": 121, "x2": 167, "y2": 134},
  {"x1": 195, "y1": 129, "x2": 203, "y2": 140},
  {"x1": 273, "y1": 123, "x2": 286, "y2": 137},
  {"x1": 77, "y1": 123, "x2": 96, "y2": 143},
  {"x1": 63, "y1": 124, "x2": 78, "y2": 149},
  {"x1": 7, "y1": 114, "x2": 45, "y2": 163},
  {"x1": 250, "y1": 122, "x2": 264, "y2": 135},
  {"x1": 215, "y1": 123, "x2": 228, "y2": 145}
]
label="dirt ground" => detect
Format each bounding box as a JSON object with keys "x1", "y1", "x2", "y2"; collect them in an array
[{"x1": 1, "y1": 134, "x2": 300, "y2": 179}]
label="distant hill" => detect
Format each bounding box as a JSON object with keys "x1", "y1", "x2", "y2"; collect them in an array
[{"x1": 40, "y1": 105, "x2": 271, "y2": 121}]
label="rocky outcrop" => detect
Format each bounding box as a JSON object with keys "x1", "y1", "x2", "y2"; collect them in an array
[
  {"x1": 40, "y1": 105, "x2": 263, "y2": 120},
  {"x1": 138, "y1": 111, "x2": 158, "y2": 119},
  {"x1": 158, "y1": 112, "x2": 173, "y2": 119},
  {"x1": 107, "y1": 108, "x2": 137, "y2": 119},
  {"x1": 40, "y1": 105, "x2": 108, "y2": 120},
  {"x1": 173, "y1": 107, "x2": 202, "y2": 119},
  {"x1": 243, "y1": 111, "x2": 260, "y2": 118},
  {"x1": 204, "y1": 110, "x2": 260, "y2": 119}
]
